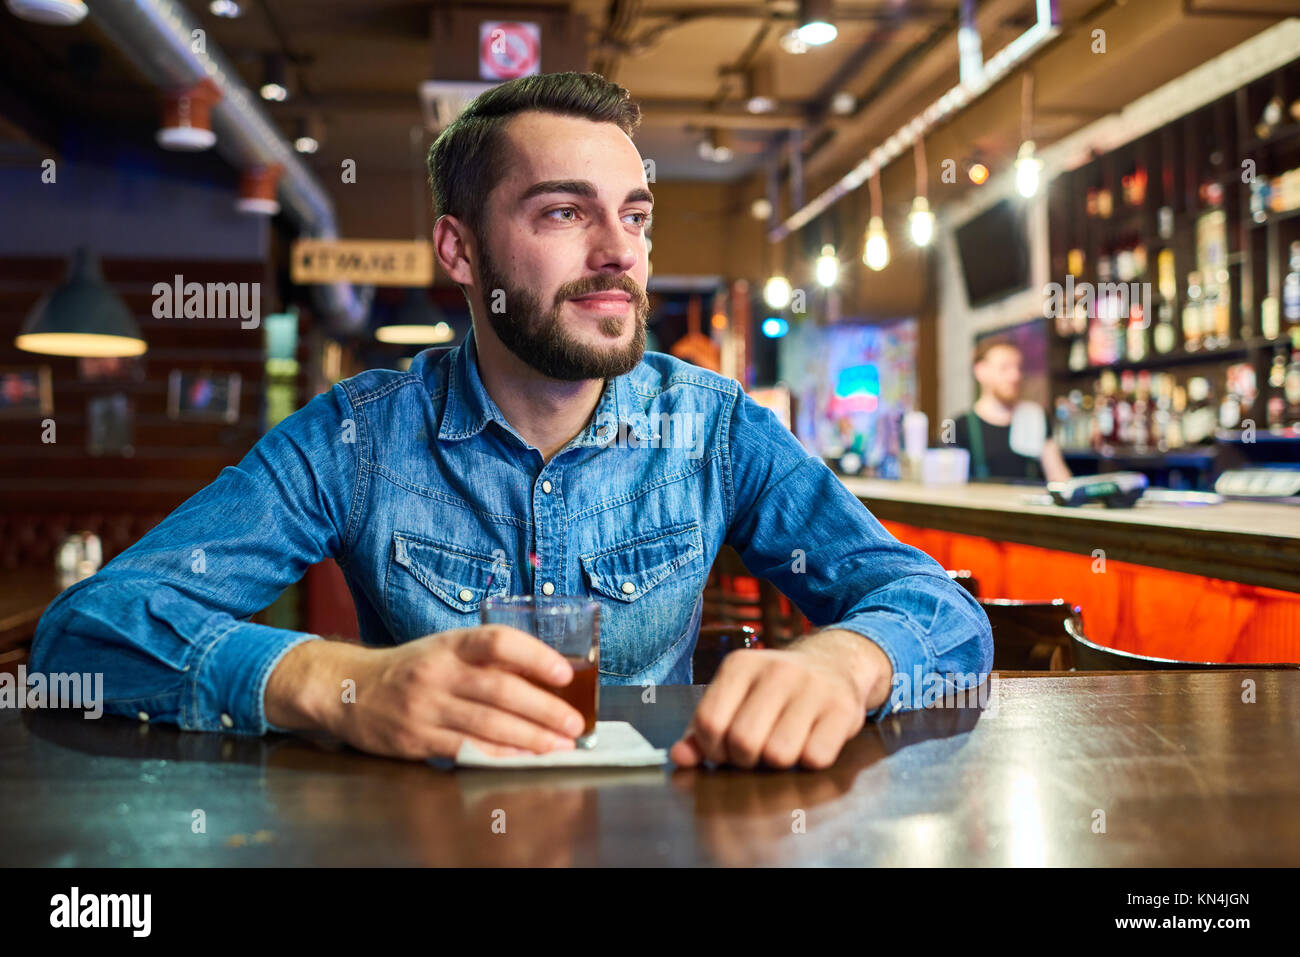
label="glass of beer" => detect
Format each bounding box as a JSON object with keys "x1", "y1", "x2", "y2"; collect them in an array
[{"x1": 481, "y1": 595, "x2": 600, "y2": 749}]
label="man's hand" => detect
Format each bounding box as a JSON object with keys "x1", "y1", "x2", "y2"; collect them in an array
[
  {"x1": 266, "y1": 627, "x2": 587, "y2": 761},
  {"x1": 670, "y1": 629, "x2": 893, "y2": 770}
]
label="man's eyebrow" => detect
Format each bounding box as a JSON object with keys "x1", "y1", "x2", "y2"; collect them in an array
[
  {"x1": 516, "y1": 180, "x2": 654, "y2": 207},
  {"x1": 519, "y1": 180, "x2": 597, "y2": 202}
]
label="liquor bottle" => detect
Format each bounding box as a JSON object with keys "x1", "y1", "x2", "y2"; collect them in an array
[
  {"x1": 1283, "y1": 242, "x2": 1300, "y2": 330},
  {"x1": 1212, "y1": 269, "x2": 1232, "y2": 347},
  {"x1": 1168, "y1": 384, "x2": 1187, "y2": 450},
  {"x1": 1153, "y1": 301, "x2": 1177, "y2": 354},
  {"x1": 1068, "y1": 336, "x2": 1088, "y2": 371},
  {"x1": 1267, "y1": 347, "x2": 1287, "y2": 432},
  {"x1": 1286, "y1": 329, "x2": 1300, "y2": 427},
  {"x1": 1095, "y1": 371, "x2": 1118, "y2": 450},
  {"x1": 1183, "y1": 271, "x2": 1204, "y2": 352},
  {"x1": 1261, "y1": 296, "x2": 1281, "y2": 340},
  {"x1": 1116, "y1": 370, "x2": 1136, "y2": 446},
  {"x1": 1218, "y1": 373, "x2": 1241, "y2": 432},
  {"x1": 1133, "y1": 371, "x2": 1152, "y2": 453},
  {"x1": 1152, "y1": 373, "x2": 1172, "y2": 452},
  {"x1": 1184, "y1": 376, "x2": 1214, "y2": 444},
  {"x1": 1126, "y1": 304, "x2": 1149, "y2": 363},
  {"x1": 1256, "y1": 96, "x2": 1285, "y2": 140}
]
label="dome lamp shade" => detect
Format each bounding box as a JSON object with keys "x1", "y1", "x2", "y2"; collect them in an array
[
  {"x1": 15, "y1": 247, "x2": 147, "y2": 358},
  {"x1": 374, "y1": 288, "x2": 455, "y2": 345}
]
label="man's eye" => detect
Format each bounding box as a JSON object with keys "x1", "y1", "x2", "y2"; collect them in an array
[
  {"x1": 546, "y1": 207, "x2": 578, "y2": 222},
  {"x1": 624, "y1": 211, "x2": 651, "y2": 228}
]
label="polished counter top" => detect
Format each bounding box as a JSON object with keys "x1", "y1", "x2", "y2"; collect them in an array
[
  {"x1": 840, "y1": 477, "x2": 1300, "y2": 593},
  {"x1": 2, "y1": 677, "x2": 1297, "y2": 866}
]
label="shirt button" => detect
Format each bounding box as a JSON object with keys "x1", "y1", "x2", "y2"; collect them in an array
[
  {"x1": 137, "y1": 711, "x2": 149, "y2": 722},
  {"x1": 458, "y1": 588, "x2": 474, "y2": 602},
  {"x1": 621, "y1": 581, "x2": 636, "y2": 595},
  {"x1": 220, "y1": 713, "x2": 234, "y2": 729},
  {"x1": 541, "y1": 581, "x2": 555, "y2": 596},
  {"x1": 541, "y1": 480, "x2": 552, "y2": 494}
]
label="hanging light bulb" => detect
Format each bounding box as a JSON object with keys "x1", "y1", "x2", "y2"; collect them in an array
[
  {"x1": 908, "y1": 196, "x2": 934, "y2": 247},
  {"x1": 763, "y1": 274, "x2": 792, "y2": 309},
  {"x1": 1015, "y1": 140, "x2": 1042, "y2": 197},
  {"x1": 815, "y1": 244, "x2": 839, "y2": 288},
  {"x1": 863, "y1": 216, "x2": 889, "y2": 271}
]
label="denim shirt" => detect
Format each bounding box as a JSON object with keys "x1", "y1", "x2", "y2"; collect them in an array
[{"x1": 31, "y1": 329, "x2": 992, "y2": 735}]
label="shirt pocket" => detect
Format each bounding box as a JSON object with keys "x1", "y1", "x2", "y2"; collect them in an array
[
  {"x1": 580, "y1": 521, "x2": 704, "y2": 678},
  {"x1": 384, "y1": 531, "x2": 511, "y2": 642}
]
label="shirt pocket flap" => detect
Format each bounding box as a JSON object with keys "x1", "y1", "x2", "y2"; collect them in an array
[
  {"x1": 392, "y1": 532, "x2": 511, "y2": 613},
  {"x1": 580, "y1": 522, "x2": 703, "y2": 603}
]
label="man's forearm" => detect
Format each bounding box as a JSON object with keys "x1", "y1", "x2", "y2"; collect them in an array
[{"x1": 265, "y1": 638, "x2": 367, "y2": 733}]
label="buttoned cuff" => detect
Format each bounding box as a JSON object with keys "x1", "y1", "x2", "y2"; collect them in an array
[{"x1": 186, "y1": 623, "x2": 322, "y2": 735}]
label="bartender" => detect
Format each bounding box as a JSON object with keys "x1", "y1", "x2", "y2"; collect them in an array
[{"x1": 952, "y1": 338, "x2": 1072, "y2": 483}]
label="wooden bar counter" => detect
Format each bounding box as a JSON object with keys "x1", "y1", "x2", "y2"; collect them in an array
[
  {"x1": 841, "y1": 477, "x2": 1300, "y2": 664},
  {"x1": 2, "y1": 679, "x2": 1297, "y2": 867}
]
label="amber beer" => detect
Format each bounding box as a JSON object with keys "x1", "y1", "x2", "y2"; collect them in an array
[{"x1": 482, "y1": 596, "x2": 600, "y2": 749}]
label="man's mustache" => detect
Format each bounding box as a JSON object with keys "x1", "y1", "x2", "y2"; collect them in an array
[{"x1": 554, "y1": 274, "x2": 648, "y2": 311}]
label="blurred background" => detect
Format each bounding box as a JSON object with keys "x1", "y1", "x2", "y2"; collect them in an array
[{"x1": 2, "y1": 0, "x2": 1299, "y2": 655}]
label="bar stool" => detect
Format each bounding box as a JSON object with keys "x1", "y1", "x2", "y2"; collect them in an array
[
  {"x1": 1067, "y1": 621, "x2": 1300, "y2": 671},
  {"x1": 980, "y1": 599, "x2": 1079, "y2": 671}
]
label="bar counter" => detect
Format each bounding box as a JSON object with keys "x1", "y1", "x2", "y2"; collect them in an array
[
  {"x1": 841, "y1": 477, "x2": 1300, "y2": 594},
  {"x1": 840, "y1": 477, "x2": 1300, "y2": 663},
  {"x1": 3, "y1": 679, "x2": 1298, "y2": 867}
]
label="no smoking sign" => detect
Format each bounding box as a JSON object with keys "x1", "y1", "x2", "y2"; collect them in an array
[{"x1": 479, "y1": 21, "x2": 541, "y2": 81}]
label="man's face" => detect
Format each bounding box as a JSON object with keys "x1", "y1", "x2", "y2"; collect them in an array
[
  {"x1": 470, "y1": 111, "x2": 651, "y2": 381},
  {"x1": 975, "y1": 345, "x2": 1022, "y2": 405}
]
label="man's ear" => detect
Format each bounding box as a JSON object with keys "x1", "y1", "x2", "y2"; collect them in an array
[{"x1": 433, "y1": 215, "x2": 475, "y2": 285}]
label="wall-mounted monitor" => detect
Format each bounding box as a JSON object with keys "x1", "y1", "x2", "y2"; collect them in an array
[{"x1": 955, "y1": 199, "x2": 1032, "y2": 307}]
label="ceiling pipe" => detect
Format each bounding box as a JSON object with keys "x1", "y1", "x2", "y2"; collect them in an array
[{"x1": 85, "y1": 0, "x2": 371, "y2": 334}]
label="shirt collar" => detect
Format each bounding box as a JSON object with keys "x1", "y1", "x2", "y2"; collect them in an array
[{"x1": 437, "y1": 326, "x2": 653, "y2": 446}]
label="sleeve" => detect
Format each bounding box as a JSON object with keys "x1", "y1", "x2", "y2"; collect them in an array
[
  {"x1": 722, "y1": 390, "x2": 993, "y2": 721},
  {"x1": 28, "y1": 383, "x2": 361, "y2": 735}
]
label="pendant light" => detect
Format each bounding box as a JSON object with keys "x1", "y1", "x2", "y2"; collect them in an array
[
  {"x1": 375, "y1": 289, "x2": 454, "y2": 344},
  {"x1": 15, "y1": 246, "x2": 147, "y2": 358}
]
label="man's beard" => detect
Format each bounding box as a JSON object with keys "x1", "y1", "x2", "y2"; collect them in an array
[{"x1": 476, "y1": 239, "x2": 649, "y2": 381}]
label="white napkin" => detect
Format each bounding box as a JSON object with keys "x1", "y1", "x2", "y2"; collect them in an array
[{"x1": 455, "y1": 721, "x2": 668, "y2": 769}]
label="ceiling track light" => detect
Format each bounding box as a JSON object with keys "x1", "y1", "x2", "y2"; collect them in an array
[
  {"x1": 294, "y1": 114, "x2": 322, "y2": 154},
  {"x1": 5, "y1": 0, "x2": 87, "y2": 25},
  {"x1": 698, "y1": 128, "x2": 735, "y2": 163},
  {"x1": 260, "y1": 54, "x2": 289, "y2": 102},
  {"x1": 796, "y1": 0, "x2": 837, "y2": 46},
  {"x1": 745, "y1": 60, "x2": 777, "y2": 114}
]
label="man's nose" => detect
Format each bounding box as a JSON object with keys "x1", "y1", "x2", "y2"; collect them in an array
[{"x1": 587, "y1": 213, "x2": 638, "y2": 273}]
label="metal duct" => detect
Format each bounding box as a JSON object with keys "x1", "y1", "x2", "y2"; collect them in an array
[{"x1": 86, "y1": 0, "x2": 371, "y2": 333}]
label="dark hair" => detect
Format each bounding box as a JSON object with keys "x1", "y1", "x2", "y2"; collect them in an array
[
  {"x1": 973, "y1": 337, "x2": 1021, "y2": 364},
  {"x1": 427, "y1": 72, "x2": 641, "y2": 233}
]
